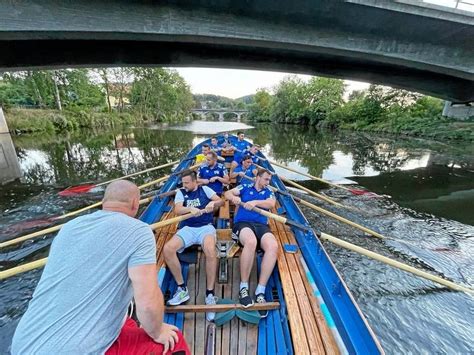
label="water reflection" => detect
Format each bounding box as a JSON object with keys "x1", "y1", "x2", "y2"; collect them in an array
[{"x1": 1, "y1": 120, "x2": 473, "y2": 354}]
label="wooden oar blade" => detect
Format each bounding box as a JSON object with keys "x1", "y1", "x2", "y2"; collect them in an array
[
  {"x1": 348, "y1": 188, "x2": 381, "y2": 197},
  {"x1": 58, "y1": 184, "x2": 98, "y2": 196}
]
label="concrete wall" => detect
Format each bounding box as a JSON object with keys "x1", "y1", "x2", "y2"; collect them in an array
[
  {"x1": 0, "y1": 108, "x2": 22, "y2": 183},
  {"x1": 443, "y1": 102, "x2": 474, "y2": 120}
]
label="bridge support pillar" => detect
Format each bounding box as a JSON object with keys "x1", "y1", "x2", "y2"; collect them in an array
[
  {"x1": 236, "y1": 113, "x2": 242, "y2": 121},
  {"x1": 0, "y1": 107, "x2": 22, "y2": 184},
  {"x1": 218, "y1": 112, "x2": 224, "y2": 121},
  {"x1": 0, "y1": 107, "x2": 9, "y2": 133},
  {"x1": 442, "y1": 101, "x2": 474, "y2": 120}
]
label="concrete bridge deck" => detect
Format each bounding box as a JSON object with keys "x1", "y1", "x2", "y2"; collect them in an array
[{"x1": 0, "y1": 0, "x2": 473, "y2": 102}]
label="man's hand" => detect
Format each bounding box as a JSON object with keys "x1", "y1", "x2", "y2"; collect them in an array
[
  {"x1": 231, "y1": 196, "x2": 241, "y2": 205},
  {"x1": 202, "y1": 179, "x2": 210, "y2": 185},
  {"x1": 243, "y1": 200, "x2": 258, "y2": 210},
  {"x1": 153, "y1": 323, "x2": 179, "y2": 354},
  {"x1": 209, "y1": 176, "x2": 218, "y2": 183},
  {"x1": 238, "y1": 172, "x2": 245, "y2": 177},
  {"x1": 205, "y1": 201, "x2": 215, "y2": 213},
  {"x1": 189, "y1": 207, "x2": 202, "y2": 216}
]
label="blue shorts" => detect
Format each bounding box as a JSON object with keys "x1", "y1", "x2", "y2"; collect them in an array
[{"x1": 176, "y1": 225, "x2": 216, "y2": 253}]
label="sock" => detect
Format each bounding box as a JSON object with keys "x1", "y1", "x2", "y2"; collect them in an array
[
  {"x1": 206, "y1": 289, "x2": 214, "y2": 297},
  {"x1": 255, "y1": 284, "x2": 266, "y2": 296},
  {"x1": 240, "y1": 282, "x2": 249, "y2": 291},
  {"x1": 177, "y1": 283, "x2": 186, "y2": 290}
]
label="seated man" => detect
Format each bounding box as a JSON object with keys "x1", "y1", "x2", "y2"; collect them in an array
[
  {"x1": 209, "y1": 136, "x2": 222, "y2": 156},
  {"x1": 230, "y1": 131, "x2": 251, "y2": 171},
  {"x1": 164, "y1": 171, "x2": 223, "y2": 322},
  {"x1": 224, "y1": 169, "x2": 279, "y2": 318},
  {"x1": 243, "y1": 144, "x2": 263, "y2": 164},
  {"x1": 197, "y1": 151, "x2": 230, "y2": 196},
  {"x1": 230, "y1": 155, "x2": 257, "y2": 185},
  {"x1": 195, "y1": 144, "x2": 211, "y2": 164},
  {"x1": 11, "y1": 180, "x2": 189, "y2": 355}
]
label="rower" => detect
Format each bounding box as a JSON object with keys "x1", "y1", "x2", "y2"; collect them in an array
[
  {"x1": 230, "y1": 155, "x2": 257, "y2": 185},
  {"x1": 224, "y1": 168, "x2": 278, "y2": 318},
  {"x1": 195, "y1": 144, "x2": 211, "y2": 164},
  {"x1": 197, "y1": 151, "x2": 230, "y2": 197},
  {"x1": 229, "y1": 131, "x2": 251, "y2": 174},
  {"x1": 210, "y1": 136, "x2": 223, "y2": 156},
  {"x1": 163, "y1": 171, "x2": 224, "y2": 322}
]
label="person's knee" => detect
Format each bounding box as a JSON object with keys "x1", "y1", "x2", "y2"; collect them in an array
[
  {"x1": 262, "y1": 236, "x2": 278, "y2": 256},
  {"x1": 164, "y1": 238, "x2": 180, "y2": 257}
]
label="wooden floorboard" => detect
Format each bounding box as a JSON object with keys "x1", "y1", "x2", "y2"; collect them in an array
[
  {"x1": 183, "y1": 263, "x2": 196, "y2": 354},
  {"x1": 230, "y1": 258, "x2": 240, "y2": 354},
  {"x1": 273, "y1": 220, "x2": 325, "y2": 355},
  {"x1": 194, "y1": 254, "x2": 207, "y2": 354},
  {"x1": 221, "y1": 257, "x2": 233, "y2": 355},
  {"x1": 269, "y1": 218, "x2": 311, "y2": 354},
  {"x1": 246, "y1": 259, "x2": 259, "y2": 355},
  {"x1": 282, "y1": 225, "x2": 340, "y2": 355}
]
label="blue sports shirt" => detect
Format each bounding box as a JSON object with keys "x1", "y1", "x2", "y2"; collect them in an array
[{"x1": 233, "y1": 184, "x2": 275, "y2": 225}]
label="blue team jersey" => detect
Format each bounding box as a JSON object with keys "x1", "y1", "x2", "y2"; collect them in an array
[
  {"x1": 234, "y1": 184, "x2": 275, "y2": 225},
  {"x1": 233, "y1": 164, "x2": 256, "y2": 184},
  {"x1": 210, "y1": 143, "x2": 222, "y2": 156},
  {"x1": 241, "y1": 149, "x2": 260, "y2": 164},
  {"x1": 233, "y1": 140, "x2": 251, "y2": 162},
  {"x1": 175, "y1": 186, "x2": 215, "y2": 227},
  {"x1": 198, "y1": 162, "x2": 228, "y2": 194}
]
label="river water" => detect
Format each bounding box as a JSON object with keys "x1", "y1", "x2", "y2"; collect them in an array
[{"x1": 0, "y1": 120, "x2": 473, "y2": 353}]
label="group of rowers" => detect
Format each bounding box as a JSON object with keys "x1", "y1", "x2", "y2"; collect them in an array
[{"x1": 11, "y1": 132, "x2": 277, "y2": 355}]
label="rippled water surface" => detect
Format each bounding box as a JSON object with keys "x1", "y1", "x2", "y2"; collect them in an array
[{"x1": 1, "y1": 121, "x2": 473, "y2": 354}]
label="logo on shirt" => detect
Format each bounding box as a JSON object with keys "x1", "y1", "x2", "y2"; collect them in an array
[{"x1": 186, "y1": 198, "x2": 202, "y2": 208}]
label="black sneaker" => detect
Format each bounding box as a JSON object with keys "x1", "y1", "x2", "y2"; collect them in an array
[
  {"x1": 255, "y1": 293, "x2": 268, "y2": 318},
  {"x1": 239, "y1": 287, "x2": 254, "y2": 308}
]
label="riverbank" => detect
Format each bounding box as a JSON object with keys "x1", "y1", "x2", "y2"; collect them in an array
[
  {"x1": 332, "y1": 115, "x2": 474, "y2": 141},
  {"x1": 3, "y1": 108, "x2": 141, "y2": 133}
]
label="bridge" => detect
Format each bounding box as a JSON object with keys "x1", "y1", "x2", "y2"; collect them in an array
[
  {"x1": 191, "y1": 109, "x2": 249, "y2": 120},
  {"x1": 0, "y1": 0, "x2": 473, "y2": 105}
]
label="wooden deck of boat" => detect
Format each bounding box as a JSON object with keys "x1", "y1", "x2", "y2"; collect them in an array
[{"x1": 152, "y1": 200, "x2": 339, "y2": 354}]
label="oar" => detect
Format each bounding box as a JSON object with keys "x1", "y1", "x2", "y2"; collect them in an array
[
  {"x1": 234, "y1": 203, "x2": 474, "y2": 295},
  {"x1": 0, "y1": 167, "x2": 198, "y2": 251},
  {"x1": 0, "y1": 192, "x2": 176, "y2": 249},
  {"x1": 319, "y1": 233, "x2": 474, "y2": 295},
  {"x1": 269, "y1": 160, "x2": 378, "y2": 196},
  {"x1": 0, "y1": 211, "x2": 198, "y2": 280},
  {"x1": 58, "y1": 160, "x2": 180, "y2": 196},
  {"x1": 236, "y1": 201, "x2": 310, "y2": 232}
]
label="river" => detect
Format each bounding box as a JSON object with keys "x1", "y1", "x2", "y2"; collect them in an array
[{"x1": 0, "y1": 120, "x2": 473, "y2": 353}]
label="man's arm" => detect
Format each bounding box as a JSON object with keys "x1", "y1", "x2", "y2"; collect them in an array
[
  {"x1": 129, "y1": 265, "x2": 179, "y2": 352},
  {"x1": 246, "y1": 197, "x2": 276, "y2": 210},
  {"x1": 174, "y1": 201, "x2": 201, "y2": 216},
  {"x1": 224, "y1": 187, "x2": 241, "y2": 205}
]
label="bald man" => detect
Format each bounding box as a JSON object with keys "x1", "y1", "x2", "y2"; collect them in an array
[{"x1": 11, "y1": 180, "x2": 190, "y2": 355}]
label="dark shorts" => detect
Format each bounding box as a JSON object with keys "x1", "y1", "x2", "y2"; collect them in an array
[{"x1": 232, "y1": 222, "x2": 272, "y2": 248}]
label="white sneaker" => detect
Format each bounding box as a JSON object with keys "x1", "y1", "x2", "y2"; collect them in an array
[
  {"x1": 205, "y1": 293, "x2": 217, "y2": 322},
  {"x1": 167, "y1": 287, "x2": 190, "y2": 306}
]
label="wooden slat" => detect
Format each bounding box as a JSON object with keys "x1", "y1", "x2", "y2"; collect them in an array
[
  {"x1": 246, "y1": 257, "x2": 259, "y2": 355},
  {"x1": 272, "y1": 219, "x2": 325, "y2": 354},
  {"x1": 282, "y1": 226, "x2": 340, "y2": 355},
  {"x1": 195, "y1": 253, "x2": 207, "y2": 354},
  {"x1": 268, "y1": 218, "x2": 311, "y2": 354},
  {"x1": 183, "y1": 263, "x2": 196, "y2": 353},
  {"x1": 165, "y1": 302, "x2": 280, "y2": 313},
  {"x1": 230, "y1": 258, "x2": 240, "y2": 354},
  {"x1": 219, "y1": 200, "x2": 230, "y2": 219},
  {"x1": 221, "y1": 258, "x2": 233, "y2": 355},
  {"x1": 217, "y1": 229, "x2": 232, "y2": 241}
]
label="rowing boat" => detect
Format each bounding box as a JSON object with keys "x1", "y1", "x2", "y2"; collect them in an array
[{"x1": 140, "y1": 135, "x2": 383, "y2": 354}]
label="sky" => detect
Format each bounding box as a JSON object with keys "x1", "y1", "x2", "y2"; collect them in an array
[{"x1": 173, "y1": 67, "x2": 370, "y2": 99}]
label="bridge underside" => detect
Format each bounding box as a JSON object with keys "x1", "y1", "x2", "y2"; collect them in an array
[{"x1": 0, "y1": 0, "x2": 473, "y2": 102}]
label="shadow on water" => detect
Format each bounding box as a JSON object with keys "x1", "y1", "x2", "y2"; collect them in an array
[{"x1": 0, "y1": 121, "x2": 473, "y2": 354}]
